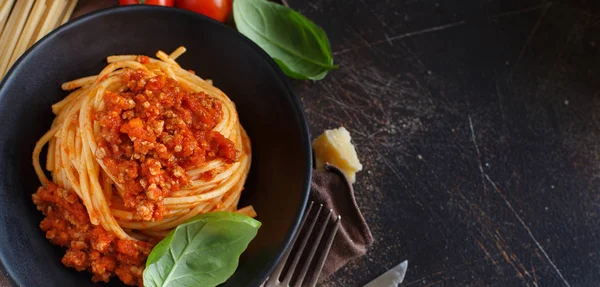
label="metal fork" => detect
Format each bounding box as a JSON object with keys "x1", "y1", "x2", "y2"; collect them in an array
[{"x1": 264, "y1": 202, "x2": 341, "y2": 287}]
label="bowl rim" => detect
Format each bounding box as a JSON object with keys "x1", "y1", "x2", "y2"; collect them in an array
[{"x1": 0, "y1": 5, "x2": 312, "y2": 287}]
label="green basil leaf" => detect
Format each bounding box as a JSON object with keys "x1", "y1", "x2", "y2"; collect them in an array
[
  {"x1": 233, "y1": 0, "x2": 337, "y2": 80},
  {"x1": 143, "y1": 212, "x2": 261, "y2": 287},
  {"x1": 146, "y1": 229, "x2": 175, "y2": 267}
]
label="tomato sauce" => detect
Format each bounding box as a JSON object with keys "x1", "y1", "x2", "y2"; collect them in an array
[
  {"x1": 33, "y1": 183, "x2": 155, "y2": 286},
  {"x1": 95, "y1": 69, "x2": 238, "y2": 221}
]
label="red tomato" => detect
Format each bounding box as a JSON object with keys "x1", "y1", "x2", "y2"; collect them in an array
[
  {"x1": 175, "y1": 0, "x2": 232, "y2": 23},
  {"x1": 119, "y1": 0, "x2": 175, "y2": 6}
]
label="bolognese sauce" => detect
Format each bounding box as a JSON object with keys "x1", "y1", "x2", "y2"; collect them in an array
[
  {"x1": 95, "y1": 69, "x2": 238, "y2": 221},
  {"x1": 33, "y1": 183, "x2": 154, "y2": 286}
]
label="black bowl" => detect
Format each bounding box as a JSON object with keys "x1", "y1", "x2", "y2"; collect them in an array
[{"x1": 0, "y1": 6, "x2": 311, "y2": 287}]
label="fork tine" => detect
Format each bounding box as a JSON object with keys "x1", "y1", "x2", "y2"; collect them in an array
[
  {"x1": 292, "y1": 209, "x2": 333, "y2": 287},
  {"x1": 305, "y1": 215, "x2": 341, "y2": 287},
  {"x1": 281, "y1": 204, "x2": 324, "y2": 286},
  {"x1": 265, "y1": 201, "x2": 314, "y2": 285}
]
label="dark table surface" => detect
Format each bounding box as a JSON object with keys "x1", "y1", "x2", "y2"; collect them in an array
[
  {"x1": 288, "y1": 0, "x2": 600, "y2": 286},
  {"x1": 3, "y1": 0, "x2": 600, "y2": 286}
]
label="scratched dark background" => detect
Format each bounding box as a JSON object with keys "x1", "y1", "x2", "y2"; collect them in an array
[
  {"x1": 2, "y1": 0, "x2": 600, "y2": 287},
  {"x1": 288, "y1": 0, "x2": 600, "y2": 286}
]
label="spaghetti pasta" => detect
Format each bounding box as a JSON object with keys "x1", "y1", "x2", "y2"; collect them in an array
[{"x1": 31, "y1": 47, "x2": 252, "y2": 285}]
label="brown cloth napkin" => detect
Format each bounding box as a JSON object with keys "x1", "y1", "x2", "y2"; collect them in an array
[
  {"x1": 311, "y1": 163, "x2": 373, "y2": 281},
  {"x1": 0, "y1": 272, "x2": 8, "y2": 287}
]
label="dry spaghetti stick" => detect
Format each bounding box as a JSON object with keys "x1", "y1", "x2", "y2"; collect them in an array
[
  {"x1": 28, "y1": 0, "x2": 57, "y2": 47},
  {"x1": 50, "y1": 0, "x2": 68, "y2": 28},
  {"x1": 0, "y1": 0, "x2": 16, "y2": 37},
  {"x1": 38, "y1": 0, "x2": 66, "y2": 41},
  {"x1": 8, "y1": 0, "x2": 47, "y2": 69},
  {"x1": 59, "y1": 0, "x2": 78, "y2": 25},
  {"x1": 0, "y1": 0, "x2": 34, "y2": 78},
  {"x1": 29, "y1": 0, "x2": 63, "y2": 47}
]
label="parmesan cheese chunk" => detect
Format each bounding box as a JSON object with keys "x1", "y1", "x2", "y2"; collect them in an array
[{"x1": 312, "y1": 127, "x2": 363, "y2": 183}]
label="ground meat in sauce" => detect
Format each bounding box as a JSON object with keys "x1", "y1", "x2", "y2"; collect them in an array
[
  {"x1": 95, "y1": 69, "x2": 239, "y2": 221},
  {"x1": 32, "y1": 183, "x2": 155, "y2": 286}
]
